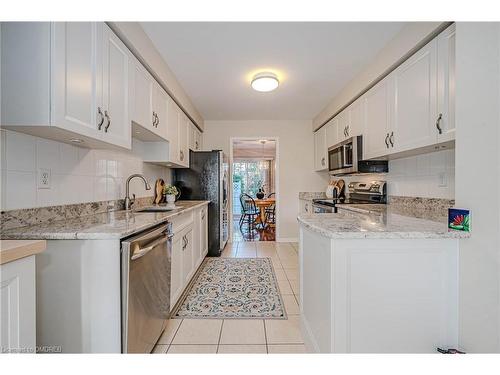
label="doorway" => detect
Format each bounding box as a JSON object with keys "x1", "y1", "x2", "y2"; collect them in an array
[{"x1": 230, "y1": 138, "x2": 278, "y2": 242}]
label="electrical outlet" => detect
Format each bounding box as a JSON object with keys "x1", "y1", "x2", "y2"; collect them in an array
[
  {"x1": 438, "y1": 172, "x2": 447, "y2": 187},
  {"x1": 38, "y1": 168, "x2": 51, "y2": 189}
]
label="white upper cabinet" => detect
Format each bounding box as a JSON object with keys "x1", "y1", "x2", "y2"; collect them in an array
[
  {"x1": 337, "y1": 109, "x2": 351, "y2": 143},
  {"x1": 131, "y1": 62, "x2": 154, "y2": 135},
  {"x1": 189, "y1": 121, "x2": 202, "y2": 151},
  {"x1": 348, "y1": 97, "x2": 365, "y2": 138},
  {"x1": 130, "y1": 60, "x2": 169, "y2": 141},
  {"x1": 152, "y1": 82, "x2": 169, "y2": 140},
  {"x1": 437, "y1": 23, "x2": 456, "y2": 143},
  {"x1": 101, "y1": 24, "x2": 132, "y2": 149},
  {"x1": 363, "y1": 77, "x2": 394, "y2": 160},
  {"x1": 1, "y1": 22, "x2": 131, "y2": 149},
  {"x1": 392, "y1": 38, "x2": 438, "y2": 154},
  {"x1": 167, "y1": 97, "x2": 181, "y2": 164},
  {"x1": 314, "y1": 126, "x2": 328, "y2": 171},
  {"x1": 325, "y1": 117, "x2": 339, "y2": 148},
  {"x1": 52, "y1": 22, "x2": 102, "y2": 140},
  {"x1": 179, "y1": 114, "x2": 190, "y2": 167}
]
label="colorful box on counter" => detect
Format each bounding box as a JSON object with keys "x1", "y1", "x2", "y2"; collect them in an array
[{"x1": 448, "y1": 208, "x2": 470, "y2": 232}]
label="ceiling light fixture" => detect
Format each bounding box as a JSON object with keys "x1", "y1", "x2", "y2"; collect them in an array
[{"x1": 251, "y1": 72, "x2": 279, "y2": 92}]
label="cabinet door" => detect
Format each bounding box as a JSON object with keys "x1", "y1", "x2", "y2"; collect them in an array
[
  {"x1": 153, "y1": 83, "x2": 169, "y2": 140},
  {"x1": 392, "y1": 39, "x2": 438, "y2": 153},
  {"x1": 179, "y1": 114, "x2": 190, "y2": 167},
  {"x1": 170, "y1": 232, "x2": 184, "y2": 309},
  {"x1": 101, "y1": 25, "x2": 131, "y2": 149},
  {"x1": 325, "y1": 117, "x2": 339, "y2": 148},
  {"x1": 167, "y1": 98, "x2": 180, "y2": 164},
  {"x1": 52, "y1": 22, "x2": 102, "y2": 140},
  {"x1": 131, "y1": 62, "x2": 154, "y2": 132},
  {"x1": 182, "y1": 227, "x2": 195, "y2": 284},
  {"x1": 314, "y1": 127, "x2": 328, "y2": 171},
  {"x1": 437, "y1": 23, "x2": 456, "y2": 143},
  {"x1": 337, "y1": 109, "x2": 350, "y2": 142},
  {"x1": 349, "y1": 97, "x2": 365, "y2": 138},
  {"x1": 189, "y1": 122, "x2": 196, "y2": 151},
  {"x1": 363, "y1": 78, "x2": 393, "y2": 160},
  {"x1": 200, "y1": 206, "x2": 208, "y2": 257}
]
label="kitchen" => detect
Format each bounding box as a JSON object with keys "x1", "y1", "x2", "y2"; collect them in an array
[{"x1": 1, "y1": 4, "x2": 500, "y2": 371}]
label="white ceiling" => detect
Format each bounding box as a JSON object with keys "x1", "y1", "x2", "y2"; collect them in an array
[{"x1": 141, "y1": 22, "x2": 406, "y2": 121}]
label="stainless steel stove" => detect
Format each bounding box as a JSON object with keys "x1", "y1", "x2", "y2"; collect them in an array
[{"x1": 312, "y1": 181, "x2": 386, "y2": 213}]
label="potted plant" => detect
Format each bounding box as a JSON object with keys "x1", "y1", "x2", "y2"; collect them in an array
[{"x1": 163, "y1": 185, "x2": 179, "y2": 205}]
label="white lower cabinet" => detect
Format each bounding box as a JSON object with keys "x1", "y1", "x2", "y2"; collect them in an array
[
  {"x1": 169, "y1": 204, "x2": 209, "y2": 310},
  {"x1": 0, "y1": 256, "x2": 36, "y2": 353}
]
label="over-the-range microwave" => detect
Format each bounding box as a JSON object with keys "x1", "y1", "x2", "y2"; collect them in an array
[{"x1": 328, "y1": 135, "x2": 388, "y2": 175}]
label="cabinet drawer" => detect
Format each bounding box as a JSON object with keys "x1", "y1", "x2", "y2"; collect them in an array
[{"x1": 169, "y1": 210, "x2": 194, "y2": 234}]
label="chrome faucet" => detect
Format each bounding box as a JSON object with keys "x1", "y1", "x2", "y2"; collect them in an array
[{"x1": 124, "y1": 174, "x2": 151, "y2": 210}]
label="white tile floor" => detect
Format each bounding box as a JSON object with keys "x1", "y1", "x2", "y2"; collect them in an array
[{"x1": 153, "y1": 241, "x2": 307, "y2": 354}]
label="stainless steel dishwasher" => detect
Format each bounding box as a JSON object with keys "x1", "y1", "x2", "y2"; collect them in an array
[{"x1": 121, "y1": 222, "x2": 173, "y2": 353}]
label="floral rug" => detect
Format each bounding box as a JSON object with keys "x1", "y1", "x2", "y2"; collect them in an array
[{"x1": 172, "y1": 258, "x2": 286, "y2": 319}]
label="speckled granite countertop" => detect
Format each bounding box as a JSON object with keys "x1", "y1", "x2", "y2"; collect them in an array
[
  {"x1": 0, "y1": 201, "x2": 210, "y2": 240},
  {"x1": 299, "y1": 192, "x2": 327, "y2": 201},
  {"x1": 298, "y1": 205, "x2": 470, "y2": 239}
]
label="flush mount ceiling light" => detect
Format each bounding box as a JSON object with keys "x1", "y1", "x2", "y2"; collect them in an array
[{"x1": 251, "y1": 72, "x2": 279, "y2": 92}]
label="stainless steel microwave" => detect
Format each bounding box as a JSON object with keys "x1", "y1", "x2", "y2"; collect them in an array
[{"x1": 328, "y1": 135, "x2": 388, "y2": 175}]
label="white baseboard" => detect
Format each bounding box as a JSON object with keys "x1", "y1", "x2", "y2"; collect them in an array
[{"x1": 276, "y1": 237, "x2": 298, "y2": 243}]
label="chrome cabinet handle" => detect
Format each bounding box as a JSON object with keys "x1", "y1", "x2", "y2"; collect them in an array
[
  {"x1": 321, "y1": 157, "x2": 325, "y2": 166},
  {"x1": 305, "y1": 203, "x2": 309, "y2": 212},
  {"x1": 155, "y1": 114, "x2": 159, "y2": 128},
  {"x1": 152, "y1": 112, "x2": 156, "y2": 126},
  {"x1": 436, "y1": 113, "x2": 443, "y2": 134},
  {"x1": 389, "y1": 131, "x2": 394, "y2": 147},
  {"x1": 385, "y1": 133, "x2": 389, "y2": 148},
  {"x1": 104, "y1": 110, "x2": 111, "y2": 132},
  {"x1": 346, "y1": 125, "x2": 349, "y2": 136},
  {"x1": 97, "y1": 107, "x2": 104, "y2": 130},
  {"x1": 195, "y1": 141, "x2": 199, "y2": 150},
  {"x1": 180, "y1": 150, "x2": 184, "y2": 161}
]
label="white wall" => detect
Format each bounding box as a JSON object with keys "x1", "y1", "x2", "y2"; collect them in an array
[
  {"x1": 335, "y1": 149, "x2": 455, "y2": 200},
  {"x1": 0, "y1": 129, "x2": 172, "y2": 210},
  {"x1": 203, "y1": 120, "x2": 330, "y2": 241},
  {"x1": 455, "y1": 23, "x2": 500, "y2": 353},
  {"x1": 313, "y1": 22, "x2": 445, "y2": 131}
]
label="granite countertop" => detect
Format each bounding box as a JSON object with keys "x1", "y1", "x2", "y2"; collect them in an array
[
  {"x1": 0, "y1": 240, "x2": 46, "y2": 265},
  {"x1": 299, "y1": 192, "x2": 327, "y2": 201},
  {"x1": 297, "y1": 205, "x2": 470, "y2": 240},
  {"x1": 0, "y1": 201, "x2": 210, "y2": 240}
]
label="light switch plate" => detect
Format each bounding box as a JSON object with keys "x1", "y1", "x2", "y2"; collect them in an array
[
  {"x1": 38, "y1": 168, "x2": 51, "y2": 189},
  {"x1": 438, "y1": 172, "x2": 447, "y2": 187}
]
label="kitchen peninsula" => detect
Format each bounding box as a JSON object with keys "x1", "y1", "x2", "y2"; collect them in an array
[{"x1": 297, "y1": 204, "x2": 469, "y2": 353}]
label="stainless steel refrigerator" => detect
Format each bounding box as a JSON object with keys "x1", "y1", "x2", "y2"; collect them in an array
[{"x1": 174, "y1": 150, "x2": 229, "y2": 256}]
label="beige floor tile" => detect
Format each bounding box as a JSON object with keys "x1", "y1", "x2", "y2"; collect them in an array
[
  {"x1": 289, "y1": 280, "x2": 300, "y2": 295},
  {"x1": 282, "y1": 294, "x2": 300, "y2": 315},
  {"x1": 217, "y1": 345, "x2": 267, "y2": 354},
  {"x1": 256, "y1": 242, "x2": 277, "y2": 249},
  {"x1": 219, "y1": 319, "x2": 266, "y2": 344},
  {"x1": 284, "y1": 268, "x2": 299, "y2": 281},
  {"x1": 157, "y1": 319, "x2": 182, "y2": 344},
  {"x1": 238, "y1": 242, "x2": 257, "y2": 251},
  {"x1": 270, "y1": 258, "x2": 283, "y2": 269},
  {"x1": 168, "y1": 345, "x2": 218, "y2": 354},
  {"x1": 236, "y1": 251, "x2": 257, "y2": 258},
  {"x1": 152, "y1": 344, "x2": 169, "y2": 353},
  {"x1": 279, "y1": 257, "x2": 299, "y2": 268},
  {"x1": 268, "y1": 344, "x2": 307, "y2": 353},
  {"x1": 277, "y1": 279, "x2": 293, "y2": 294},
  {"x1": 265, "y1": 316, "x2": 304, "y2": 344},
  {"x1": 273, "y1": 268, "x2": 288, "y2": 280},
  {"x1": 172, "y1": 319, "x2": 222, "y2": 344}
]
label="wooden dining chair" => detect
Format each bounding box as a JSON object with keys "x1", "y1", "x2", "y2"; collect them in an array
[
  {"x1": 239, "y1": 193, "x2": 260, "y2": 232},
  {"x1": 264, "y1": 192, "x2": 276, "y2": 227}
]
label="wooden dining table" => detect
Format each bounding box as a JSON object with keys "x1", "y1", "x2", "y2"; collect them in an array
[{"x1": 245, "y1": 197, "x2": 276, "y2": 227}]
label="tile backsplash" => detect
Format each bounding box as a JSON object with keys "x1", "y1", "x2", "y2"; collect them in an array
[
  {"x1": 0, "y1": 129, "x2": 173, "y2": 210},
  {"x1": 341, "y1": 149, "x2": 455, "y2": 199}
]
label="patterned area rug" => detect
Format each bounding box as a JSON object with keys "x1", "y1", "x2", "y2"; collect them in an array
[{"x1": 173, "y1": 258, "x2": 286, "y2": 319}]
